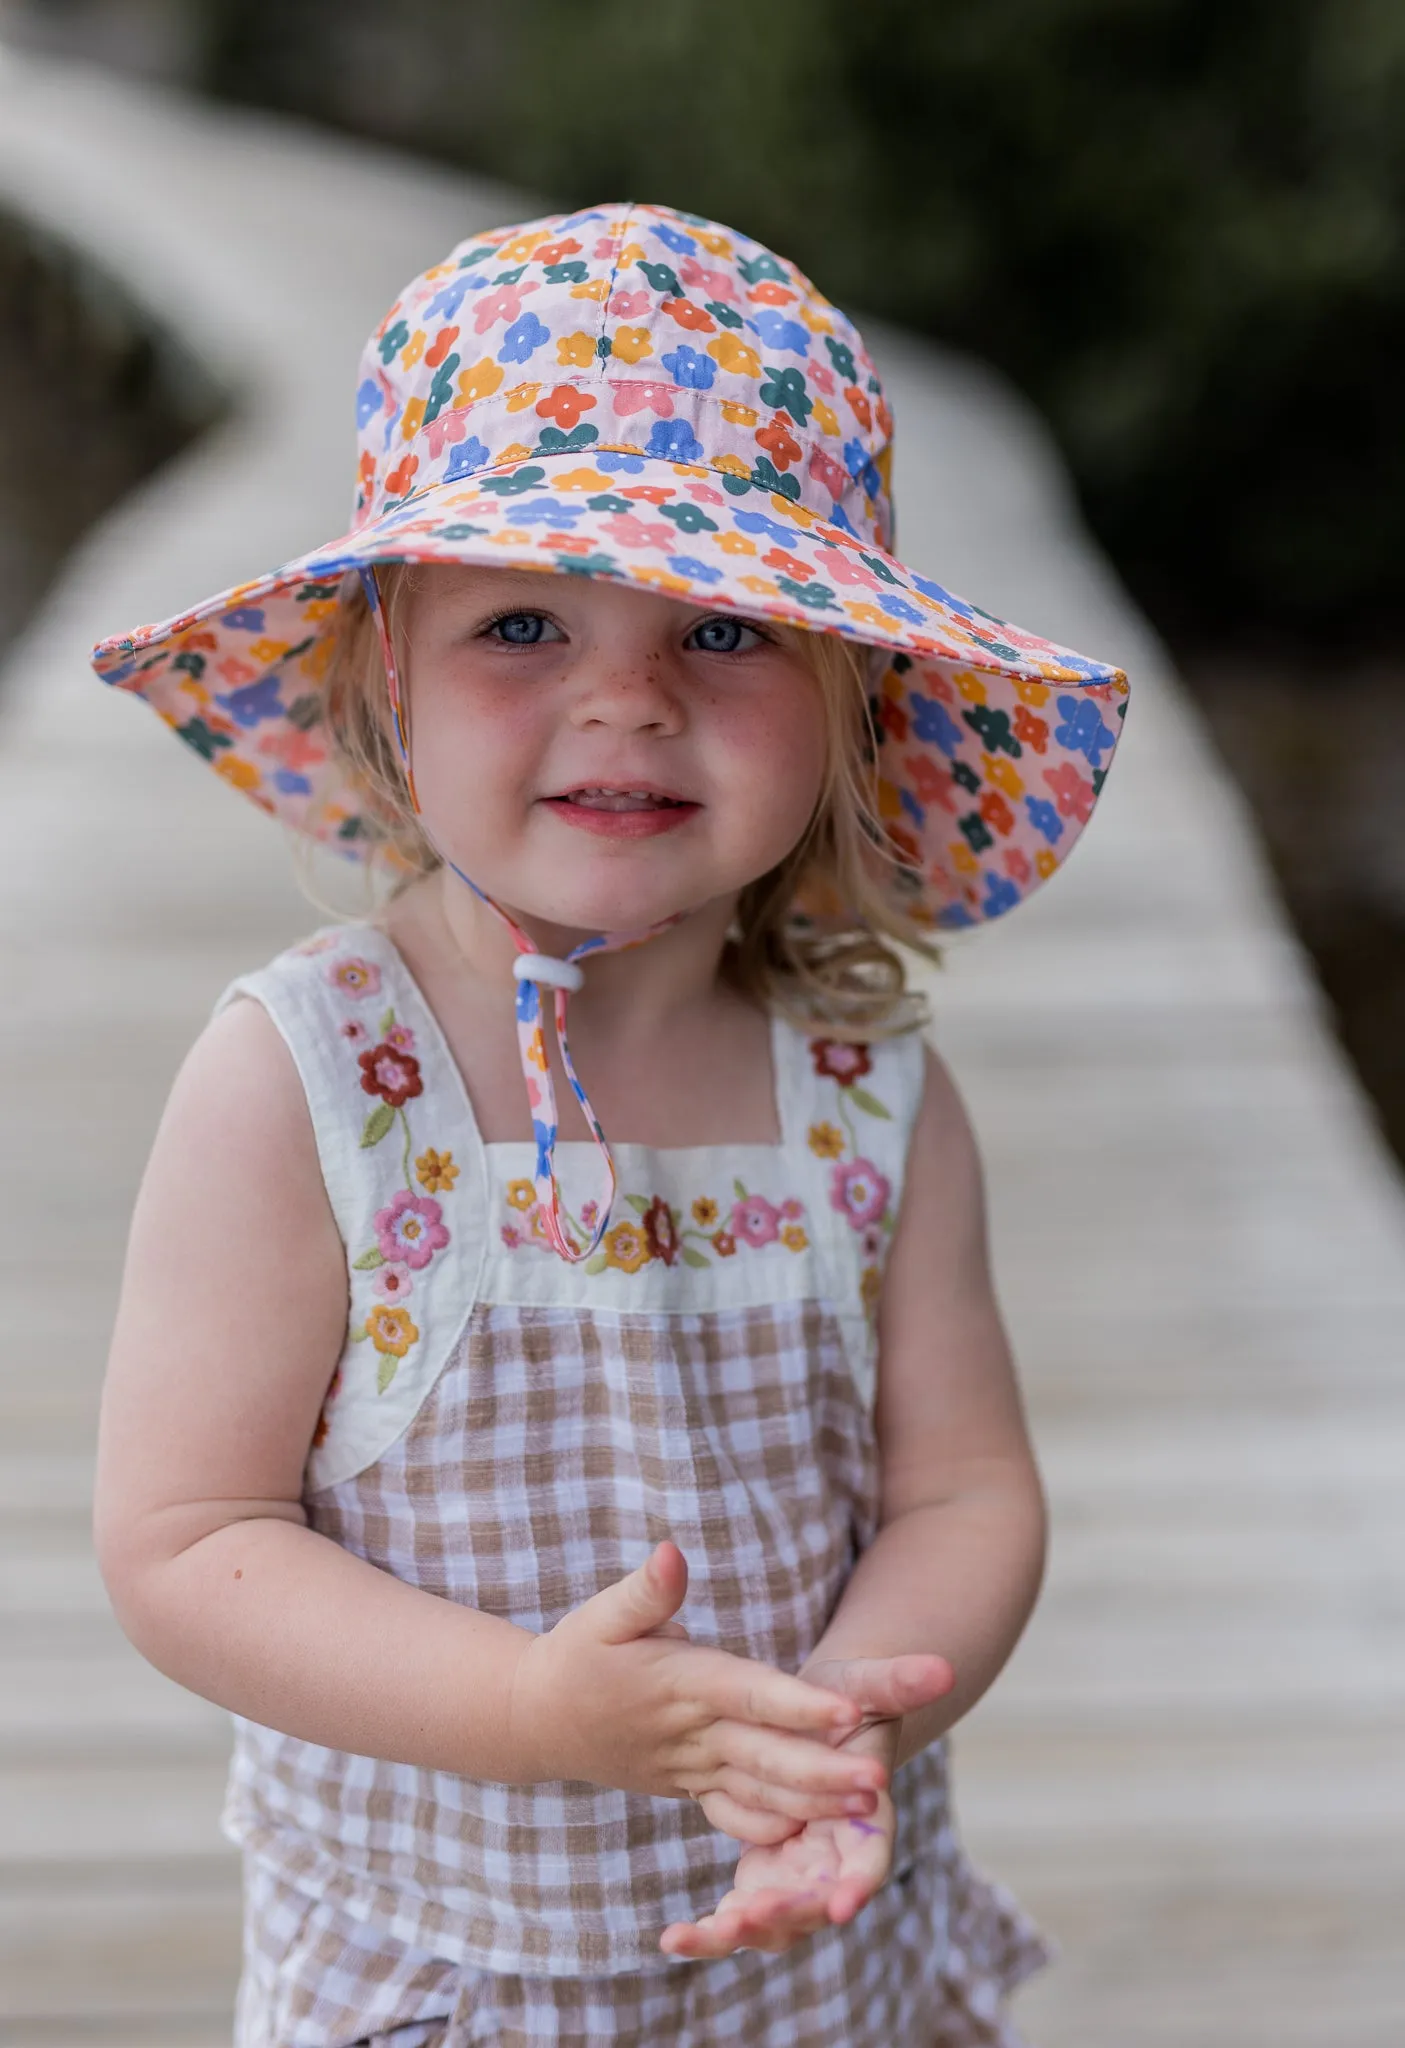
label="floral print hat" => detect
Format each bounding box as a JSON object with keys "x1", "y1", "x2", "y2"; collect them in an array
[{"x1": 91, "y1": 199, "x2": 1129, "y2": 1260}]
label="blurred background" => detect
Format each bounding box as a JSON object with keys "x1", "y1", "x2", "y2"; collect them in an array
[{"x1": 3, "y1": 0, "x2": 1403, "y2": 1162}]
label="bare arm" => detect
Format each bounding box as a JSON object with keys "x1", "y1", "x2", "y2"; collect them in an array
[
  {"x1": 801, "y1": 1044, "x2": 1047, "y2": 1768},
  {"x1": 94, "y1": 997, "x2": 874, "y2": 1819}
]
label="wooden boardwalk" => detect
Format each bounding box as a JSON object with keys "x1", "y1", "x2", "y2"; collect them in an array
[{"x1": 2, "y1": 44, "x2": 1403, "y2": 2047}]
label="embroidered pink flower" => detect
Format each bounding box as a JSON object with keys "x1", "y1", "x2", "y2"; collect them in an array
[
  {"x1": 731, "y1": 1195, "x2": 780, "y2": 1248},
  {"x1": 501, "y1": 1224, "x2": 522, "y2": 1249},
  {"x1": 811, "y1": 1039, "x2": 871, "y2": 1085},
  {"x1": 339, "y1": 1019, "x2": 370, "y2": 1047},
  {"x1": 374, "y1": 1189, "x2": 450, "y2": 1270},
  {"x1": 830, "y1": 1158, "x2": 890, "y2": 1231},
  {"x1": 580, "y1": 1199, "x2": 600, "y2": 1231},
  {"x1": 779, "y1": 1198, "x2": 805, "y2": 1221},
  {"x1": 358, "y1": 1042, "x2": 424, "y2": 1108},
  {"x1": 386, "y1": 1023, "x2": 417, "y2": 1053},
  {"x1": 373, "y1": 1262, "x2": 414, "y2": 1303},
  {"x1": 328, "y1": 955, "x2": 382, "y2": 999}
]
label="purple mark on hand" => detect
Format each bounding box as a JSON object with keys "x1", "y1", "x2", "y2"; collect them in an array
[{"x1": 847, "y1": 1818, "x2": 883, "y2": 1837}]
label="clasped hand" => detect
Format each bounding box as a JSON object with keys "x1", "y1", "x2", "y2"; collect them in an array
[{"x1": 508, "y1": 1542, "x2": 954, "y2": 1957}]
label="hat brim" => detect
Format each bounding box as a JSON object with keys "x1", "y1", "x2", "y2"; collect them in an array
[{"x1": 91, "y1": 450, "x2": 1128, "y2": 930}]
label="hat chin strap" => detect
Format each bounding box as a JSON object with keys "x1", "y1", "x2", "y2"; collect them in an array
[{"x1": 357, "y1": 566, "x2": 679, "y2": 1263}]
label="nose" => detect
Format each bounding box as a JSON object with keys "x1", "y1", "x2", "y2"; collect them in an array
[{"x1": 569, "y1": 651, "x2": 685, "y2": 735}]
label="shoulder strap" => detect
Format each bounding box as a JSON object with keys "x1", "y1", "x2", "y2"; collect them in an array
[
  {"x1": 774, "y1": 1017, "x2": 928, "y2": 1408},
  {"x1": 213, "y1": 924, "x2": 489, "y2": 1489}
]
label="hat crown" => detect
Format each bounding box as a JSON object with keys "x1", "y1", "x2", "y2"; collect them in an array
[{"x1": 352, "y1": 201, "x2": 895, "y2": 549}]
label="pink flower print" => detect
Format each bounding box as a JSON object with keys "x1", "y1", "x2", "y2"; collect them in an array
[
  {"x1": 386, "y1": 1023, "x2": 416, "y2": 1053},
  {"x1": 808, "y1": 450, "x2": 852, "y2": 504},
  {"x1": 580, "y1": 1199, "x2": 600, "y2": 1231},
  {"x1": 608, "y1": 288, "x2": 650, "y2": 317},
  {"x1": 339, "y1": 1018, "x2": 370, "y2": 1048},
  {"x1": 608, "y1": 378, "x2": 676, "y2": 420},
  {"x1": 256, "y1": 724, "x2": 322, "y2": 772},
  {"x1": 816, "y1": 541, "x2": 884, "y2": 590},
  {"x1": 328, "y1": 955, "x2": 382, "y2": 999},
  {"x1": 374, "y1": 1189, "x2": 450, "y2": 1270},
  {"x1": 679, "y1": 257, "x2": 739, "y2": 302},
  {"x1": 501, "y1": 1224, "x2": 522, "y2": 1250},
  {"x1": 731, "y1": 1195, "x2": 780, "y2": 1248},
  {"x1": 372, "y1": 1261, "x2": 415, "y2": 1303},
  {"x1": 684, "y1": 481, "x2": 725, "y2": 505},
  {"x1": 1004, "y1": 846, "x2": 1033, "y2": 886},
  {"x1": 807, "y1": 359, "x2": 837, "y2": 396},
  {"x1": 1042, "y1": 761, "x2": 1095, "y2": 824},
  {"x1": 829, "y1": 1158, "x2": 891, "y2": 1232},
  {"x1": 472, "y1": 279, "x2": 539, "y2": 334},
  {"x1": 780, "y1": 1198, "x2": 805, "y2": 1221},
  {"x1": 424, "y1": 408, "x2": 470, "y2": 460},
  {"x1": 602, "y1": 512, "x2": 676, "y2": 551},
  {"x1": 906, "y1": 752, "x2": 956, "y2": 810}
]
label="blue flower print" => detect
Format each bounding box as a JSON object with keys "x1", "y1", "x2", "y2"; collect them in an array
[
  {"x1": 1054, "y1": 694, "x2": 1117, "y2": 769},
  {"x1": 426, "y1": 277, "x2": 473, "y2": 322},
  {"x1": 878, "y1": 593, "x2": 923, "y2": 624},
  {"x1": 900, "y1": 786, "x2": 925, "y2": 828},
  {"x1": 645, "y1": 419, "x2": 705, "y2": 461},
  {"x1": 909, "y1": 571, "x2": 974, "y2": 615},
  {"x1": 443, "y1": 436, "x2": 491, "y2": 481},
  {"x1": 824, "y1": 336, "x2": 858, "y2": 382},
  {"x1": 512, "y1": 496, "x2": 587, "y2": 528},
  {"x1": 981, "y1": 872, "x2": 1020, "y2": 918},
  {"x1": 937, "y1": 901, "x2": 977, "y2": 930},
  {"x1": 532, "y1": 1121, "x2": 555, "y2": 1183},
  {"x1": 826, "y1": 503, "x2": 860, "y2": 536},
  {"x1": 1025, "y1": 795, "x2": 1065, "y2": 844},
  {"x1": 597, "y1": 452, "x2": 645, "y2": 474},
  {"x1": 652, "y1": 223, "x2": 698, "y2": 255},
  {"x1": 746, "y1": 309, "x2": 810, "y2": 354},
  {"x1": 637, "y1": 258, "x2": 683, "y2": 296},
  {"x1": 909, "y1": 691, "x2": 965, "y2": 756},
  {"x1": 271, "y1": 768, "x2": 313, "y2": 797},
  {"x1": 843, "y1": 439, "x2": 884, "y2": 501},
  {"x1": 497, "y1": 311, "x2": 551, "y2": 364},
  {"x1": 216, "y1": 675, "x2": 283, "y2": 728},
  {"x1": 221, "y1": 606, "x2": 266, "y2": 633},
  {"x1": 356, "y1": 378, "x2": 384, "y2": 429},
  {"x1": 732, "y1": 509, "x2": 800, "y2": 546},
  {"x1": 668, "y1": 555, "x2": 722, "y2": 582},
  {"x1": 660, "y1": 344, "x2": 716, "y2": 390}
]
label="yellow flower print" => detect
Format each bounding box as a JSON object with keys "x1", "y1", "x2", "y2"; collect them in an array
[
  {"x1": 570, "y1": 277, "x2": 609, "y2": 301},
  {"x1": 1013, "y1": 677, "x2": 1051, "y2": 707},
  {"x1": 720, "y1": 400, "x2": 758, "y2": 427},
  {"x1": 416, "y1": 1148, "x2": 459, "y2": 1194},
  {"x1": 875, "y1": 778, "x2": 902, "y2": 819},
  {"x1": 401, "y1": 328, "x2": 427, "y2": 369},
  {"x1": 691, "y1": 1196, "x2": 719, "y2": 1227},
  {"x1": 248, "y1": 638, "x2": 287, "y2": 665},
  {"x1": 718, "y1": 530, "x2": 757, "y2": 556},
  {"x1": 557, "y1": 331, "x2": 596, "y2": 367},
  {"x1": 781, "y1": 1223, "x2": 809, "y2": 1253},
  {"x1": 983, "y1": 755, "x2": 1026, "y2": 799},
  {"x1": 631, "y1": 567, "x2": 691, "y2": 596},
  {"x1": 216, "y1": 756, "x2": 261, "y2": 792},
  {"x1": 800, "y1": 304, "x2": 833, "y2": 334},
  {"x1": 505, "y1": 381, "x2": 543, "y2": 412},
  {"x1": 808, "y1": 1121, "x2": 844, "y2": 1160},
  {"x1": 499, "y1": 229, "x2": 550, "y2": 263},
  {"x1": 953, "y1": 669, "x2": 988, "y2": 704},
  {"x1": 506, "y1": 1179, "x2": 536, "y2": 1212},
  {"x1": 950, "y1": 840, "x2": 979, "y2": 877},
  {"x1": 812, "y1": 399, "x2": 840, "y2": 437},
  {"x1": 617, "y1": 239, "x2": 646, "y2": 264},
  {"x1": 604, "y1": 1220, "x2": 651, "y2": 1273},
  {"x1": 400, "y1": 396, "x2": 426, "y2": 440},
  {"x1": 611, "y1": 325, "x2": 653, "y2": 364},
  {"x1": 695, "y1": 229, "x2": 733, "y2": 257},
  {"x1": 549, "y1": 466, "x2": 610, "y2": 492},
  {"x1": 707, "y1": 334, "x2": 760, "y2": 378},
  {"x1": 1035, "y1": 847, "x2": 1058, "y2": 879},
  {"x1": 366, "y1": 1304, "x2": 419, "y2": 1356},
  {"x1": 739, "y1": 574, "x2": 780, "y2": 597},
  {"x1": 842, "y1": 601, "x2": 891, "y2": 630},
  {"x1": 456, "y1": 358, "x2": 504, "y2": 404}
]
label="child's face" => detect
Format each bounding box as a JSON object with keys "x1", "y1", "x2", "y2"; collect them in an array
[{"x1": 399, "y1": 565, "x2": 830, "y2": 940}]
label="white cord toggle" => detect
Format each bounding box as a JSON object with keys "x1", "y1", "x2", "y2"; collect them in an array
[{"x1": 513, "y1": 952, "x2": 585, "y2": 994}]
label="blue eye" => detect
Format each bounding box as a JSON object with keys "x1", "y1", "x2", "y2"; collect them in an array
[
  {"x1": 488, "y1": 611, "x2": 557, "y2": 644},
  {"x1": 690, "y1": 615, "x2": 760, "y2": 654}
]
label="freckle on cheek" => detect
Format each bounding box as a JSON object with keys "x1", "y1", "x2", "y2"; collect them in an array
[{"x1": 233, "y1": 1569, "x2": 243, "y2": 1581}]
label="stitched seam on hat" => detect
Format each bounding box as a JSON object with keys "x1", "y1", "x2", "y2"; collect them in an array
[{"x1": 592, "y1": 201, "x2": 636, "y2": 396}]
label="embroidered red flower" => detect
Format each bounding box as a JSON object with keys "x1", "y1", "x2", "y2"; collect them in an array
[
  {"x1": 711, "y1": 1230, "x2": 738, "y2": 1258},
  {"x1": 810, "y1": 1039, "x2": 872, "y2": 1085},
  {"x1": 358, "y1": 1042, "x2": 424, "y2": 1108},
  {"x1": 643, "y1": 1196, "x2": 680, "y2": 1266}
]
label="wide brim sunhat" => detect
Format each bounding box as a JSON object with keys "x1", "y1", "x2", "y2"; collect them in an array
[{"x1": 92, "y1": 199, "x2": 1128, "y2": 932}]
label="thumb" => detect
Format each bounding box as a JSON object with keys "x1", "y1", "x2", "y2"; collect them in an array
[{"x1": 587, "y1": 1541, "x2": 689, "y2": 1646}]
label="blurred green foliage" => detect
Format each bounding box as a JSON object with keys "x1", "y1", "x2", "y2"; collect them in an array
[{"x1": 196, "y1": 0, "x2": 1405, "y2": 648}]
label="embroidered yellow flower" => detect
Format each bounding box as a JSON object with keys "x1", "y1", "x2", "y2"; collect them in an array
[
  {"x1": 366, "y1": 1304, "x2": 419, "y2": 1357},
  {"x1": 604, "y1": 1220, "x2": 650, "y2": 1273},
  {"x1": 807, "y1": 1121, "x2": 844, "y2": 1159},
  {"x1": 506, "y1": 1179, "x2": 536, "y2": 1212},
  {"x1": 416, "y1": 1148, "x2": 458, "y2": 1194},
  {"x1": 691, "y1": 1197, "x2": 719, "y2": 1227},
  {"x1": 781, "y1": 1223, "x2": 809, "y2": 1252}
]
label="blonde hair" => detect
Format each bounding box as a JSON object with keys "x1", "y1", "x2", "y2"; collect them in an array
[{"x1": 322, "y1": 564, "x2": 937, "y2": 1037}]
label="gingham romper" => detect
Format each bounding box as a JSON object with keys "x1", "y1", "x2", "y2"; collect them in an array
[{"x1": 216, "y1": 922, "x2": 1049, "y2": 2048}]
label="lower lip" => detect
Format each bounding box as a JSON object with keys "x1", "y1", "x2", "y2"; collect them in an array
[{"x1": 540, "y1": 798, "x2": 700, "y2": 839}]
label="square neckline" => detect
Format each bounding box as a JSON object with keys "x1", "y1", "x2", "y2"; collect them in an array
[{"x1": 370, "y1": 924, "x2": 799, "y2": 1160}]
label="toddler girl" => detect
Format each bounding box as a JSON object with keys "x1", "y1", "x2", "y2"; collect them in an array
[{"x1": 91, "y1": 202, "x2": 1127, "y2": 2047}]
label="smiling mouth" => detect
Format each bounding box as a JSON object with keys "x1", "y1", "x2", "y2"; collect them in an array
[{"x1": 554, "y1": 786, "x2": 693, "y2": 812}]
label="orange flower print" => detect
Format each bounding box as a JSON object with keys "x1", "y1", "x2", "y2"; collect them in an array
[
  {"x1": 366, "y1": 1304, "x2": 419, "y2": 1357},
  {"x1": 1013, "y1": 706, "x2": 1049, "y2": 754},
  {"x1": 415, "y1": 1148, "x2": 458, "y2": 1194},
  {"x1": 536, "y1": 384, "x2": 597, "y2": 429},
  {"x1": 843, "y1": 384, "x2": 873, "y2": 429},
  {"x1": 506, "y1": 1178, "x2": 536, "y2": 1212},
  {"x1": 691, "y1": 1196, "x2": 720, "y2": 1227},
  {"x1": 661, "y1": 295, "x2": 716, "y2": 331},
  {"x1": 604, "y1": 1220, "x2": 651, "y2": 1273},
  {"x1": 384, "y1": 454, "x2": 418, "y2": 498},
  {"x1": 807, "y1": 1121, "x2": 844, "y2": 1159}
]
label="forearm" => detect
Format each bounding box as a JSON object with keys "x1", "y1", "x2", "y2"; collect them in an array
[
  {"x1": 803, "y1": 1462, "x2": 1046, "y2": 1768},
  {"x1": 106, "y1": 1513, "x2": 540, "y2": 1779}
]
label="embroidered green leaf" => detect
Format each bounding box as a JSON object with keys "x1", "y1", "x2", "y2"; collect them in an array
[
  {"x1": 378, "y1": 1007, "x2": 397, "y2": 1034},
  {"x1": 733, "y1": 1177, "x2": 748, "y2": 1200},
  {"x1": 351, "y1": 1247, "x2": 385, "y2": 1271},
  {"x1": 376, "y1": 1351, "x2": 400, "y2": 1394},
  {"x1": 584, "y1": 1253, "x2": 609, "y2": 1276},
  {"x1": 623, "y1": 1193, "x2": 650, "y2": 1215},
  {"x1": 681, "y1": 1245, "x2": 710, "y2": 1269},
  {"x1": 348, "y1": 1322, "x2": 367, "y2": 1344},
  {"x1": 847, "y1": 1086, "x2": 892, "y2": 1120},
  {"x1": 360, "y1": 1103, "x2": 396, "y2": 1148}
]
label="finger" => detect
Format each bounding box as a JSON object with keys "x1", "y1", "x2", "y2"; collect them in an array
[
  {"x1": 694, "y1": 1789, "x2": 798, "y2": 1845},
  {"x1": 718, "y1": 1722, "x2": 888, "y2": 1797},
  {"x1": 648, "y1": 1619, "x2": 691, "y2": 1641},
  {"x1": 660, "y1": 1906, "x2": 750, "y2": 1960},
  {"x1": 585, "y1": 1541, "x2": 688, "y2": 1646},
  {"x1": 818, "y1": 1653, "x2": 955, "y2": 1719},
  {"x1": 825, "y1": 1873, "x2": 878, "y2": 1925},
  {"x1": 696, "y1": 1653, "x2": 861, "y2": 1738},
  {"x1": 713, "y1": 1765, "x2": 879, "y2": 1826}
]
